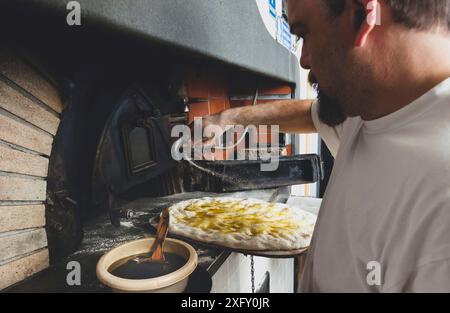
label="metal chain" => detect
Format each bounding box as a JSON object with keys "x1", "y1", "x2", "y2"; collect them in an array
[{"x1": 250, "y1": 255, "x2": 255, "y2": 293}]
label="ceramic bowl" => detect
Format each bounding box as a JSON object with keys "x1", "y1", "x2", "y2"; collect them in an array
[{"x1": 96, "y1": 238, "x2": 198, "y2": 293}]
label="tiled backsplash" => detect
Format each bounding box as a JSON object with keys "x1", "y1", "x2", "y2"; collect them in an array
[{"x1": 211, "y1": 253, "x2": 294, "y2": 293}]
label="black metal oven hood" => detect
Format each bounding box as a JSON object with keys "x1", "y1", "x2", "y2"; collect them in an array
[{"x1": 11, "y1": 0, "x2": 300, "y2": 86}]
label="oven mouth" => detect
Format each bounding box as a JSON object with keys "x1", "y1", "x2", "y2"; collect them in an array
[{"x1": 43, "y1": 81, "x2": 322, "y2": 265}]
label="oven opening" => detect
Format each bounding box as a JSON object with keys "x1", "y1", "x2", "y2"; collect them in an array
[{"x1": 0, "y1": 2, "x2": 323, "y2": 293}]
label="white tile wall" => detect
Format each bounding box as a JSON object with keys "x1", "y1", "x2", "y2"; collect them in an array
[{"x1": 211, "y1": 253, "x2": 294, "y2": 293}]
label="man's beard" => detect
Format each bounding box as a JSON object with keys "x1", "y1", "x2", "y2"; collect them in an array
[{"x1": 309, "y1": 72, "x2": 347, "y2": 127}]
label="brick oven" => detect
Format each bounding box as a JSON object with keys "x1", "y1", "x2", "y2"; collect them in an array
[{"x1": 0, "y1": 0, "x2": 322, "y2": 292}]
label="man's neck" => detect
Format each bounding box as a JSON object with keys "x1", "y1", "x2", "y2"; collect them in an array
[{"x1": 362, "y1": 32, "x2": 450, "y2": 121}]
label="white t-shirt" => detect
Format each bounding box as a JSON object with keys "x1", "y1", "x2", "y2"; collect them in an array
[{"x1": 300, "y1": 77, "x2": 450, "y2": 293}]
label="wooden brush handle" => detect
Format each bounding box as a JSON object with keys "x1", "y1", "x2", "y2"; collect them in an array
[{"x1": 150, "y1": 208, "x2": 170, "y2": 262}]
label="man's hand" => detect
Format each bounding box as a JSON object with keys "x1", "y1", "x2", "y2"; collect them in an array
[{"x1": 189, "y1": 111, "x2": 233, "y2": 148}]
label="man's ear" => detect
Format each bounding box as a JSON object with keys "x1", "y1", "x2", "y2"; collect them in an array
[{"x1": 352, "y1": 0, "x2": 380, "y2": 47}]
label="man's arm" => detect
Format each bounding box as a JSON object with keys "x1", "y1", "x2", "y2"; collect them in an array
[{"x1": 202, "y1": 99, "x2": 317, "y2": 134}]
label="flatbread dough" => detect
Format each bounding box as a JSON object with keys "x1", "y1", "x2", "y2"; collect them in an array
[{"x1": 168, "y1": 197, "x2": 317, "y2": 251}]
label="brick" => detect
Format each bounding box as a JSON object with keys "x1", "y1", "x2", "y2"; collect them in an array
[
  {"x1": 209, "y1": 99, "x2": 227, "y2": 115},
  {"x1": 184, "y1": 70, "x2": 209, "y2": 99},
  {"x1": 0, "y1": 249, "x2": 49, "y2": 290},
  {"x1": 0, "y1": 205, "x2": 46, "y2": 233},
  {"x1": 0, "y1": 175, "x2": 46, "y2": 201},
  {"x1": 188, "y1": 101, "x2": 210, "y2": 124},
  {"x1": 0, "y1": 228, "x2": 48, "y2": 262},
  {"x1": 260, "y1": 85, "x2": 292, "y2": 95},
  {"x1": 0, "y1": 51, "x2": 63, "y2": 113},
  {"x1": 0, "y1": 81, "x2": 60, "y2": 135},
  {"x1": 229, "y1": 100, "x2": 254, "y2": 108},
  {"x1": 208, "y1": 78, "x2": 227, "y2": 99},
  {"x1": 286, "y1": 144, "x2": 293, "y2": 156},
  {"x1": 0, "y1": 112, "x2": 53, "y2": 156},
  {"x1": 0, "y1": 143, "x2": 49, "y2": 177}
]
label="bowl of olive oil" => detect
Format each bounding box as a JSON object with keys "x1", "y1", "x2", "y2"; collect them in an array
[{"x1": 96, "y1": 238, "x2": 198, "y2": 293}]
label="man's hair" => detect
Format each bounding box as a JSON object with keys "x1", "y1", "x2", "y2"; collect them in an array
[{"x1": 326, "y1": 0, "x2": 450, "y2": 31}]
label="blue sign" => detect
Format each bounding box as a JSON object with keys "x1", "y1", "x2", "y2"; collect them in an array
[
  {"x1": 277, "y1": 17, "x2": 292, "y2": 50},
  {"x1": 269, "y1": 0, "x2": 277, "y2": 18}
]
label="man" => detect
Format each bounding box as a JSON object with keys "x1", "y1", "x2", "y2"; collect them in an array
[{"x1": 201, "y1": 0, "x2": 450, "y2": 292}]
